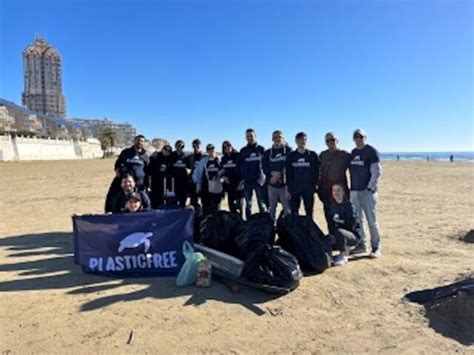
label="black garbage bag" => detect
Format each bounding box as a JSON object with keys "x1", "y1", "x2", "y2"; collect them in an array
[
  {"x1": 276, "y1": 214, "x2": 331, "y2": 273},
  {"x1": 235, "y1": 212, "x2": 275, "y2": 257},
  {"x1": 199, "y1": 211, "x2": 243, "y2": 256},
  {"x1": 243, "y1": 244, "x2": 302, "y2": 290}
]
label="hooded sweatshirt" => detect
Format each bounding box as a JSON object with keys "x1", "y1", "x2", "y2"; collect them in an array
[
  {"x1": 114, "y1": 146, "x2": 150, "y2": 187},
  {"x1": 262, "y1": 144, "x2": 292, "y2": 187},
  {"x1": 238, "y1": 143, "x2": 265, "y2": 183}
]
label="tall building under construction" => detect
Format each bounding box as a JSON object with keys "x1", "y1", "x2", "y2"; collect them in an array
[{"x1": 22, "y1": 36, "x2": 66, "y2": 117}]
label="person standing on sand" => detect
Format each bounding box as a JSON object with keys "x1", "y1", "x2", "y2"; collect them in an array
[
  {"x1": 170, "y1": 140, "x2": 190, "y2": 207},
  {"x1": 349, "y1": 129, "x2": 382, "y2": 258},
  {"x1": 285, "y1": 132, "x2": 320, "y2": 217},
  {"x1": 192, "y1": 144, "x2": 223, "y2": 215},
  {"x1": 187, "y1": 139, "x2": 204, "y2": 209},
  {"x1": 238, "y1": 128, "x2": 266, "y2": 219},
  {"x1": 145, "y1": 144, "x2": 173, "y2": 209},
  {"x1": 318, "y1": 132, "x2": 351, "y2": 228},
  {"x1": 104, "y1": 135, "x2": 150, "y2": 213},
  {"x1": 262, "y1": 130, "x2": 292, "y2": 222},
  {"x1": 220, "y1": 141, "x2": 243, "y2": 215}
]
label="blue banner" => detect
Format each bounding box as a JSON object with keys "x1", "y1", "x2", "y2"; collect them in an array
[{"x1": 72, "y1": 209, "x2": 194, "y2": 276}]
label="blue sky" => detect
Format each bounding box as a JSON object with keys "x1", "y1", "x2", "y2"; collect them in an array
[{"x1": 0, "y1": 0, "x2": 472, "y2": 152}]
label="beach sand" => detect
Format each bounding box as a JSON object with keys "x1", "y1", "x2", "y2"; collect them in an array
[{"x1": 0, "y1": 159, "x2": 473, "y2": 354}]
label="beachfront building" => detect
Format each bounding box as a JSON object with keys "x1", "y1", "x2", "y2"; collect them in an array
[
  {"x1": 22, "y1": 36, "x2": 66, "y2": 118},
  {"x1": 0, "y1": 105, "x2": 16, "y2": 133},
  {"x1": 71, "y1": 117, "x2": 137, "y2": 146}
]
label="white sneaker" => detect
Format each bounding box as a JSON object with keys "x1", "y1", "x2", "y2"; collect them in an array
[
  {"x1": 369, "y1": 248, "x2": 381, "y2": 258},
  {"x1": 333, "y1": 255, "x2": 348, "y2": 266}
]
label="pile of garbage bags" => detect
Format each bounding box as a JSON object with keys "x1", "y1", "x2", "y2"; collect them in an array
[{"x1": 198, "y1": 211, "x2": 331, "y2": 291}]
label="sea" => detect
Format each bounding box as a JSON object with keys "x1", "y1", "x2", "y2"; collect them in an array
[{"x1": 380, "y1": 151, "x2": 474, "y2": 162}]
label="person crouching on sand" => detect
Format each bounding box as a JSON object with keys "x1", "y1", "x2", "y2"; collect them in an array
[
  {"x1": 327, "y1": 184, "x2": 362, "y2": 266},
  {"x1": 112, "y1": 174, "x2": 151, "y2": 213}
]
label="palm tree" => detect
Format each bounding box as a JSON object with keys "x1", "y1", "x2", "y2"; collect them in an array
[{"x1": 98, "y1": 129, "x2": 118, "y2": 153}]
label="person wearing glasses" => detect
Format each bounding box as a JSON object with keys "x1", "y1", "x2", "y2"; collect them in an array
[
  {"x1": 262, "y1": 130, "x2": 292, "y2": 222},
  {"x1": 192, "y1": 144, "x2": 222, "y2": 215},
  {"x1": 220, "y1": 141, "x2": 243, "y2": 215},
  {"x1": 238, "y1": 128, "x2": 266, "y2": 219},
  {"x1": 146, "y1": 144, "x2": 173, "y2": 209},
  {"x1": 170, "y1": 140, "x2": 190, "y2": 207},
  {"x1": 285, "y1": 132, "x2": 320, "y2": 217},
  {"x1": 318, "y1": 132, "x2": 351, "y2": 227},
  {"x1": 349, "y1": 129, "x2": 382, "y2": 258}
]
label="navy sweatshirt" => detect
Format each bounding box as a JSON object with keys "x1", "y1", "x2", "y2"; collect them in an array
[
  {"x1": 170, "y1": 151, "x2": 189, "y2": 184},
  {"x1": 238, "y1": 143, "x2": 265, "y2": 183},
  {"x1": 285, "y1": 149, "x2": 320, "y2": 194},
  {"x1": 114, "y1": 146, "x2": 150, "y2": 187},
  {"x1": 327, "y1": 200, "x2": 362, "y2": 240},
  {"x1": 262, "y1": 144, "x2": 292, "y2": 187},
  {"x1": 220, "y1": 152, "x2": 240, "y2": 188}
]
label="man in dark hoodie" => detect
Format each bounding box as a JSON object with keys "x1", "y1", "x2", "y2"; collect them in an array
[
  {"x1": 262, "y1": 130, "x2": 292, "y2": 221},
  {"x1": 104, "y1": 135, "x2": 150, "y2": 213},
  {"x1": 170, "y1": 140, "x2": 189, "y2": 207},
  {"x1": 186, "y1": 139, "x2": 204, "y2": 209},
  {"x1": 145, "y1": 144, "x2": 173, "y2": 209},
  {"x1": 285, "y1": 132, "x2": 320, "y2": 217},
  {"x1": 238, "y1": 128, "x2": 266, "y2": 219}
]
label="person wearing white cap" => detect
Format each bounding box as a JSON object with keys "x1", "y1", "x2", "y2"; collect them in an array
[{"x1": 349, "y1": 129, "x2": 382, "y2": 258}]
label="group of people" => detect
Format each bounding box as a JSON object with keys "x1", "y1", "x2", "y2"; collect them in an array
[{"x1": 104, "y1": 127, "x2": 382, "y2": 266}]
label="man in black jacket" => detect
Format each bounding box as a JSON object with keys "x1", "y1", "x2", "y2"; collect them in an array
[
  {"x1": 238, "y1": 128, "x2": 266, "y2": 219},
  {"x1": 145, "y1": 144, "x2": 173, "y2": 209},
  {"x1": 187, "y1": 139, "x2": 204, "y2": 209},
  {"x1": 285, "y1": 132, "x2": 320, "y2": 217},
  {"x1": 170, "y1": 140, "x2": 189, "y2": 207},
  {"x1": 104, "y1": 135, "x2": 150, "y2": 213}
]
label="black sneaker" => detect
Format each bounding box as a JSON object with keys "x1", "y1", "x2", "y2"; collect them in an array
[{"x1": 350, "y1": 244, "x2": 367, "y2": 255}]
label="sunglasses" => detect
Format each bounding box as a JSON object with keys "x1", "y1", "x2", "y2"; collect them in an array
[
  {"x1": 353, "y1": 135, "x2": 364, "y2": 139},
  {"x1": 207, "y1": 147, "x2": 215, "y2": 151},
  {"x1": 326, "y1": 138, "x2": 336, "y2": 143}
]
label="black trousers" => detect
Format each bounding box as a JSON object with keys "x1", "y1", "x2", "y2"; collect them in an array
[
  {"x1": 290, "y1": 190, "x2": 314, "y2": 217},
  {"x1": 226, "y1": 188, "x2": 243, "y2": 216},
  {"x1": 201, "y1": 192, "x2": 222, "y2": 216},
  {"x1": 332, "y1": 228, "x2": 360, "y2": 254}
]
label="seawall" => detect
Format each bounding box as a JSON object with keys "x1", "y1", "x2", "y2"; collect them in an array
[{"x1": 0, "y1": 135, "x2": 103, "y2": 161}]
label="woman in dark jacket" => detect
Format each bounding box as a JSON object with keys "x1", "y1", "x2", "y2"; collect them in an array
[
  {"x1": 326, "y1": 183, "x2": 362, "y2": 266},
  {"x1": 219, "y1": 141, "x2": 242, "y2": 215}
]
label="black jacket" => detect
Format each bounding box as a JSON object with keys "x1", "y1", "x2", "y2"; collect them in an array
[
  {"x1": 327, "y1": 200, "x2": 361, "y2": 239},
  {"x1": 112, "y1": 190, "x2": 151, "y2": 213},
  {"x1": 145, "y1": 152, "x2": 173, "y2": 189}
]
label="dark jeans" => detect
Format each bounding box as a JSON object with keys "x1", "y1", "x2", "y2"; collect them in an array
[
  {"x1": 189, "y1": 182, "x2": 200, "y2": 208},
  {"x1": 332, "y1": 228, "x2": 360, "y2": 254},
  {"x1": 290, "y1": 190, "x2": 314, "y2": 217},
  {"x1": 243, "y1": 181, "x2": 266, "y2": 219},
  {"x1": 201, "y1": 192, "x2": 222, "y2": 216}
]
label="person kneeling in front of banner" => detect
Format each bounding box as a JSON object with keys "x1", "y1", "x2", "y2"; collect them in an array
[
  {"x1": 112, "y1": 174, "x2": 151, "y2": 213},
  {"x1": 123, "y1": 192, "x2": 147, "y2": 213}
]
